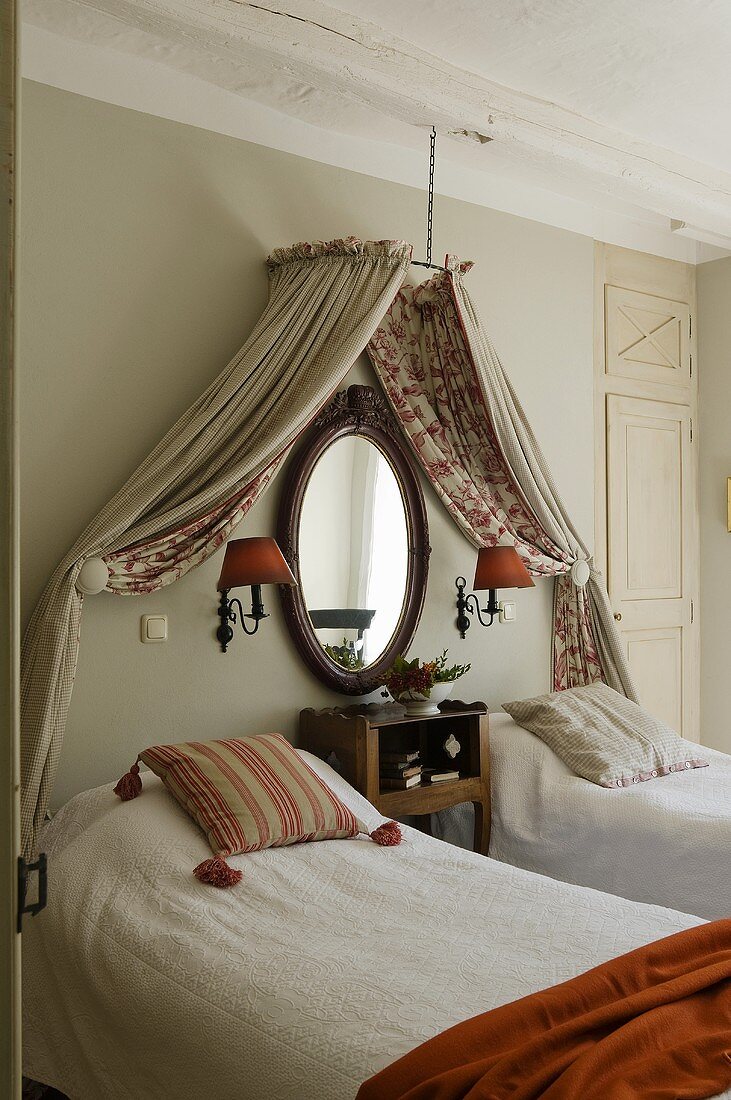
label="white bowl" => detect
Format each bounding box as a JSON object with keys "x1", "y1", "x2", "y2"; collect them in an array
[{"x1": 396, "y1": 681, "x2": 453, "y2": 717}]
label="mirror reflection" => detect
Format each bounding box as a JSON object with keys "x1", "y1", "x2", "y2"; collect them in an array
[{"x1": 298, "y1": 436, "x2": 409, "y2": 671}]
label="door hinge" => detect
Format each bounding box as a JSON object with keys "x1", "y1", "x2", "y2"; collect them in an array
[
  {"x1": 690, "y1": 418, "x2": 693, "y2": 442},
  {"x1": 691, "y1": 599, "x2": 695, "y2": 625},
  {"x1": 690, "y1": 353, "x2": 692, "y2": 378},
  {"x1": 17, "y1": 853, "x2": 48, "y2": 932},
  {"x1": 689, "y1": 314, "x2": 692, "y2": 339}
]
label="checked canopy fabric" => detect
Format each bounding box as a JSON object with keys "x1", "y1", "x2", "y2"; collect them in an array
[{"x1": 20, "y1": 239, "x2": 411, "y2": 858}]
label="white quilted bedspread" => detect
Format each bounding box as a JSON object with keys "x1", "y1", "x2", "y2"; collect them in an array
[
  {"x1": 489, "y1": 713, "x2": 731, "y2": 921},
  {"x1": 23, "y1": 752, "x2": 730, "y2": 1100}
]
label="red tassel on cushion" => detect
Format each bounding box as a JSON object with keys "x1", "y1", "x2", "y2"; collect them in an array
[
  {"x1": 194, "y1": 855, "x2": 243, "y2": 888},
  {"x1": 114, "y1": 761, "x2": 142, "y2": 801},
  {"x1": 370, "y1": 820, "x2": 402, "y2": 846}
]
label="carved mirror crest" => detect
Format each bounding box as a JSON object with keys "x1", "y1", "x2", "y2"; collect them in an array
[{"x1": 278, "y1": 385, "x2": 431, "y2": 694}]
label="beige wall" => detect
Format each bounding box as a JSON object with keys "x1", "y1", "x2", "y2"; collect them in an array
[
  {"x1": 697, "y1": 258, "x2": 731, "y2": 753},
  {"x1": 20, "y1": 81, "x2": 595, "y2": 808}
]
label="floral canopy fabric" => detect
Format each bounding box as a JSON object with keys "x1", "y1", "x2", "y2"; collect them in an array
[{"x1": 367, "y1": 258, "x2": 635, "y2": 699}]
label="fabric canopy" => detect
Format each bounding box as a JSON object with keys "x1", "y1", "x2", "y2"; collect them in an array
[
  {"x1": 22, "y1": 240, "x2": 634, "y2": 860},
  {"x1": 20, "y1": 238, "x2": 412, "y2": 858},
  {"x1": 367, "y1": 258, "x2": 636, "y2": 699}
]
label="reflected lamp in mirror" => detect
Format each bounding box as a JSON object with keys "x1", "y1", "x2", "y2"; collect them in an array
[
  {"x1": 455, "y1": 546, "x2": 534, "y2": 638},
  {"x1": 216, "y1": 537, "x2": 296, "y2": 652}
]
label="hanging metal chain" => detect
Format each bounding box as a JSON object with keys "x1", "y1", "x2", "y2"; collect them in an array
[
  {"x1": 413, "y1": 126, "x2": 446, "y2": 273},
  {"x1": 426, "y1": 126, "x2": 436, "y2": 266}
]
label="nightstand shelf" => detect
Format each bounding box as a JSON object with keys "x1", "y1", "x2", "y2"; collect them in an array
[{"x1": 300, "y1": 701, "x2": 490, "y2": 855}]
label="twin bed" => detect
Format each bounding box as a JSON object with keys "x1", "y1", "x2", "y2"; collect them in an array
[
  {"x1": 23, "y1": 745, "x2": 731, "y2": 1100},
  {"x1": 489, "y1": 712, "x2": 731, "y2": 921}
]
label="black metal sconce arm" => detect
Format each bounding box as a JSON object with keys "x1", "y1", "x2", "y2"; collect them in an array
[
  {"x1": 217, "y1": 584, "x2": 268, "y2": 652},
  {"x1": 455, "y1": 576, "x2": 500, "y2": 638}
]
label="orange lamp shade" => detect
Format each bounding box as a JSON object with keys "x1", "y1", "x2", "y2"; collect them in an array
[
  {"x1": 473, "y1": 546, "x2": 535, "y2": 591},
  {"x1": 217, "y1": 538, "x2": 296, "y2": 591}
]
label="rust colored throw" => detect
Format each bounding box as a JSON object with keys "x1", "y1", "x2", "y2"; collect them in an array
[{"x1": 358, "y1": 920, "x2": 731, "y2": 1100}]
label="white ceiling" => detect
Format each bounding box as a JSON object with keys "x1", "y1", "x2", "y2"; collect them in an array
[
  {"x1": 21, "y1": 0, "x2": 731, "y2": 260},
  {"x1": 331, "y1": 0, "x2": 731, "y2": 172}
]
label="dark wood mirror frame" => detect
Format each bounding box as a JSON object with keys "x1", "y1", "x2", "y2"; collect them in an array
[{"x1": 277, "y1": 384, "x2": 431, "y2": 695}]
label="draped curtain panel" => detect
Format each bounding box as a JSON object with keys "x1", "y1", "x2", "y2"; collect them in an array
[
  {"x1": 367, "y1": 257, "x2": 636, "y2": 701},
  {"x1": 21, "y1": 238, "x2": 411, "y2": 858}
]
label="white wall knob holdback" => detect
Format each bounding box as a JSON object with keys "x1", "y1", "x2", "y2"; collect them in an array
[
  {"x1": 570, "y1": 559, "x2": 591, "y2": 587},
  {"x1": 75, "y1": 556, "x2": 110, "y2": 595}
]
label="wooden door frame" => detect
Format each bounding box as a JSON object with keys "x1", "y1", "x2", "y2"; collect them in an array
[
  {"x1": 0, "y1": 0, "x2": 21, "y2": 1094},
  {"x1": 594, "y1": 242, "x2": 700, "y2": 741}
]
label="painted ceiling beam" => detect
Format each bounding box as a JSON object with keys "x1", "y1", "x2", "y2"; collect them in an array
[{"x1": 59, "y1": 0, "x2": 731, "y2": 235}]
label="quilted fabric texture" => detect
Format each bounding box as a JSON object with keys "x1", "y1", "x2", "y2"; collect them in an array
[
  {"x1": 503, "y1": 683, "x2": 708, "y2": 787},
  {"x1": 24, "y1": 752, "x2": 725, "y2": 1100},
  {"x1": 489, "y1": 713, "x2": 731, "y2": 919},
  {"x1": 136, "y1": 733, "x2": 366, "y2": 857}
]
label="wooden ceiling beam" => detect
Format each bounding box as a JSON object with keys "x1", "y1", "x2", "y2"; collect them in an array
[{"x1": 60, "y1": 0, "x2": 731, "y2": 234}]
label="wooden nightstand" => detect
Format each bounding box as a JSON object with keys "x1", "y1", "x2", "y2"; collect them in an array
[{"x1": 300, "y1": 700, "x2": 490, "y2": 855}]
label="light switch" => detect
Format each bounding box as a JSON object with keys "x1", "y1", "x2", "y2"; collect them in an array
[
  {"x1": 141, "y1": 614, "x2": 167, "y2": 643},
  {"x1": 499, "y1": 601, "x2": 516, "y2": 623}
]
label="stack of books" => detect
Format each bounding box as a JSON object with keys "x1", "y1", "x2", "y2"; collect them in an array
[
  {"x1": 380, "y1": 749, "x2": 422, "y2": 789},
  {"x1": 422, "y1": 768, "x2": 460, "y2": 784}
]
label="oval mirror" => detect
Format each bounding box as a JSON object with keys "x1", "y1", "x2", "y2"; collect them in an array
[{"x1": 278, "y1": 385, "x2": 430, "y2": 694}]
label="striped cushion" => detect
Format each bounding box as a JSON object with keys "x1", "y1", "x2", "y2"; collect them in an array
[
  {"x1": 503, "y1": 684, "x2": 709, "y2": 788},
  {"x1": 139, "y1": 734, "x2": 365, "y2": 856}
]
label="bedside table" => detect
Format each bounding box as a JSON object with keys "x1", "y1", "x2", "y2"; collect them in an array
[{"x1": 300, "y1": 700, "x2": 490, "y2": 855}]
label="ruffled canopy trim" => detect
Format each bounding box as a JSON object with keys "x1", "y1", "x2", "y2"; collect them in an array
[
  {"x1": 267, "y1": 237, "x2": 413, "y2": 269},
  {"x1": 445, "y1": 255, "x2": 474, "y2": 275}
]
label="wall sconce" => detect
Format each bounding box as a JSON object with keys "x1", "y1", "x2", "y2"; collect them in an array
[
  {"x1": 455, "y1": 546, "x2": 534, "y2": 638},
  {"x1": 216, "y1": 537, "x2": 296, "y2": 652}
]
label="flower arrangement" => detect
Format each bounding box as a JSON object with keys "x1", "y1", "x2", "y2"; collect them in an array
[{"x1": 382, "y1": 650, "x2": 471, "y2": 701}]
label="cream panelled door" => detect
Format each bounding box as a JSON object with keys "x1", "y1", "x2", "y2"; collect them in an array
[
  {"x1": 595, "y1": 244, "x2": 698, "y2": 741},
  {"x1": 606, "y1": 396, "x2": 693, "y2": 734}
]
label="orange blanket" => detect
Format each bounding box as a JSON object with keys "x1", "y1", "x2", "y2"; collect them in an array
[{"x1": 358, "y1": 920, "x2": 731, "y2": 1100}]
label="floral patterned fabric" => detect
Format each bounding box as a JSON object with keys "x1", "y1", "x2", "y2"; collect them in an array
[
  {"x1": 20, "y1": 238, "x2": 412, "y2": 859},
  {"x1": 367, "y1": 257, "x2": 636, "y2": 700},
  {"x1": 105, "y1": 464, "x2": 281, "y2": 593}
]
